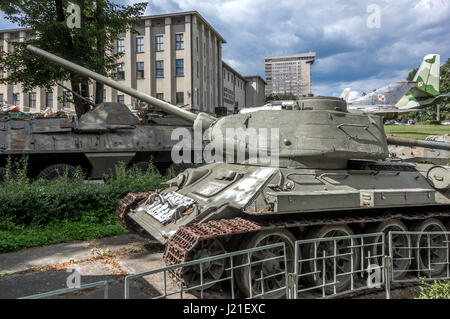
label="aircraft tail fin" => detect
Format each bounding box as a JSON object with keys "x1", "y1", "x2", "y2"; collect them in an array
[{"x1": 395, "y1": 54, "x2": 441, "y2": 109}]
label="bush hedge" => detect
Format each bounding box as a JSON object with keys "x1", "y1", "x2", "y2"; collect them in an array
[{"x1": 0, "y1": 158, "x2": 169, "y2": 228}]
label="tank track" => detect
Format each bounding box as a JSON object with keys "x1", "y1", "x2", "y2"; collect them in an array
[
  {"x1": 116, "y1": 191, "x2": 153, "y2": 235},
  {"x1": 162, "y1": 208, "x2": 450, "y2": 269}
]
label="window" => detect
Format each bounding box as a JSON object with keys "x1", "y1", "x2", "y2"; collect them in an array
[
  {"x1": 196, "y1": 61, "x2": 199, "y2": 78},
  {"x1": 117, "y1": 95, "x2": 124, "y2": 104},
  {"x1": 136, "y1": 37, "x2": 144, "y2": 53},
  {"x1": 117, "y1": 39, "x2": 125, "y2": 53},
  {"x1": 45, "y1": 92, "x2": 53, "y2": 108},
  {"x1": 172, "y1": 17, "x2": 185, "y2": 25},
  {"x1": 175, "y1": 33, "x2": 184, "y2": 50},
  {"x1": 156, "y1": 93, "x2": 164, "y2": 100},
  {"x1": 156, "y1": 60, "x2": 164, "y2": 78},
  {"x1": 13, "y1": 93, "x2": 19, "y2": 106},
  {"x1": 152, "y1": 19, "x2": 164, "y2": 27},
  {"x1": 196, "y1": 37, "x2": 198, "y2": 52},
  {"x1": 155, "y1": 35, "x2": 163, "y2": 51},
  {"x1": 176, "y1": 59, "x2": 184, "y2": 76},
  {"x1": 176, "y1": 92, "x2": 184, "y2": 104},
  {"x1": 117, "y1": 63, "x2": 125, "y2": 80},
  {"x1": 29, "y1": 92, "x2": 36, "y2": 108},
  {"x1": 0, "y1": 94, "x2": 3, "y2": 106},
  {"x1": 136, "y1": 62, "x2": 144, "y2": 79}
]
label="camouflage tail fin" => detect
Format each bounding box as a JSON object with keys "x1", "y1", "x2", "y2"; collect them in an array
[{"x1": 396, "y1": 54, "x2": 440, "y2": 109}]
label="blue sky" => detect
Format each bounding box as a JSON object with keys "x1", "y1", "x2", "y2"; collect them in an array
[{"x1": 1, "y1": 0, "x2": 449, "y2": 96}]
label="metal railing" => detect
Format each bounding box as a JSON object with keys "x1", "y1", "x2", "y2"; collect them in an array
[
  {"x1": 19, "y1": 280, "x2": 109, "y2": 299},
  {"x1": 17, "y1": 230, "x2": 450, "y2": 300},
  {"x1": 124, "y1": 242, "x2": 287, "y2": 299},
  {"x1": 288, "y1": 232, "x2": 388, "y2": 299},
  {"x1": 388, "y1": 231, "x2": 450, "y2": 284}
]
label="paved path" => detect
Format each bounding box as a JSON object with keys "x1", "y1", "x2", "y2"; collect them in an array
[{"x1": 0, "y1": 234, "x2": 180, "y2": 299}]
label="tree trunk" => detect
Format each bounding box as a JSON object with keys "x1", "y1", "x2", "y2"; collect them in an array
[
  {"x1": 436, "y1": 104, "x2": 440, "y2": 122},
  {"x1": 56, "y1": 0, "x2": 86, "y2": 118},
  {"x1": 94, "y1": 0, "x2": 105, "y2": 105},
  {"x1": 80, "y1": 79, "x2": 91, "y2": 113}
]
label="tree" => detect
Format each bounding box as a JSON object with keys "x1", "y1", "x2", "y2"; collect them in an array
[
  {"x1": 0, "y1": 0, "x2": 147, "y2": 118},
  {"x1": 265, "y1": 93, "x2": 298, "y2": 102}
]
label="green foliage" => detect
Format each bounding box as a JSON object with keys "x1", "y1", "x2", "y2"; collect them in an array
[
  {"x1": 0, "y1": 216, "x2": 127, "y2": 253},
  {"x1": 415, "y1": 280, "x2": 450, "y2": 299},
  {"x1": 0, "y1": 160, "x2": 167, "y2": 226},
  {"x1": 384, "y1": 124, "x2": 449, "y2": 140}
]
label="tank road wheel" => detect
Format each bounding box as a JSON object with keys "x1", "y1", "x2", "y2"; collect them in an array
[
  {"x1": 181, "y1": 239, "x2": 226, "y2": 290},
  {"x1": 36, "y1": 164, "x2": 77, "y2": 180},
  {"x1": 236, "y1": 229, "x2": 296, "y2": 299},
  {"x1": 304, "y1": 224, "x2": 360, "y2": 294},
  {"x1": 412, "y1": 218, "x2": 448, "y2": 277},
  {"x1": 116, "y1": 192, "x2": 155, "y2": 239},
  {"x1": 368, "y1": 220, "x2": 410, "y2": 280}
]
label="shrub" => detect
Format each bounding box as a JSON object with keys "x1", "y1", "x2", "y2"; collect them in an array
[
  {"x1": 0, "y1": 160, "x2": 167, "y2": 227},
  {"x1": 415, "y1": 280, "x2": 450, "y2": 299}
]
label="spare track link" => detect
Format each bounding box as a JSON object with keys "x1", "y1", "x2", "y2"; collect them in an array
[
  {"x1": 163, "y1": 208, "x2": 450, "y2": 271},
  {"x1": 116, "y1": 191, "x2": 153, "y2": 230}
]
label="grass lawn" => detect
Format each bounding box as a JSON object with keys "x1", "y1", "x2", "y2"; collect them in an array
[
  {"x1": 0, "y1": 215, "x2": 128, "y2": 253},
  {"x1": 384, "y1": 125, "x2": 450, "y2": 140}
]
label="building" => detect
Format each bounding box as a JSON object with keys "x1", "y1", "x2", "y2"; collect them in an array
[
  {"x1": 265, "y1": 52, "x2": 316, "y2": 98},
  {"x1": 222, "y1": 62, "x2": 267, "y2": 114},
  {"x1": 0, "y1": 11, "x2": 266, "y2": 116},
  {"x1": 0, "y1": 11, "x2": 227, "y2": 115}
]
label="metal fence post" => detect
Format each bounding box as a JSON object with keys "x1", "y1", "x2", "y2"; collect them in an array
[{"x1": 384, "y1": 255, "x2": 392, "y2": 299}]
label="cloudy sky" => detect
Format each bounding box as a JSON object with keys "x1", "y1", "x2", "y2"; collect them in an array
[{"x1": 1, "y1": 0, "x2": 449, "y2": 96}]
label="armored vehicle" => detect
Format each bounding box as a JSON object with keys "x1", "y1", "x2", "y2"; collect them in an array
[
  {"x1": 0, "y1": 86, "x2": 192, "y2": 182},
  {"x1": 388, "y1": 135, "x2": 450, "y2": 165},
  {"x1": 27, "y1": 45, "x2": 450, "y2": 298}
]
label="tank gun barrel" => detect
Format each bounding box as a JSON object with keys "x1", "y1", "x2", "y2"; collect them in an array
[
  {"x1": 26, "y1": 45, "x2": 216, "y2": 127},
  {"x1": 387, "y1": 136, "x2": 450, "y2": 151}
]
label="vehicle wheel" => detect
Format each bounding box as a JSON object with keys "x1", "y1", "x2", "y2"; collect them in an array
[
  {"x1": 0, "y1": 167, "x2": 16, "y2": 184},
  {"x1": 132, "y1": 162, "x2": 160, "y2": 175},
  {"x1": 367, "y1": 220, "x2": 410, "y2": 280},
  {"x1": 36, "y1": 164, "x2": 77, "y2": 180},
  {"x1": 169, "y1": 162, "x2": 194, "y2": 175},
  {"x1": 181, "y1": 239, "x2": 226, "y2": 290},
  {"x1": 303, "y1": 224, "x2": 359, "y2": 294},
  {"x1": 412, "y1": 218, "x2": 448, "y2": 277},
  {"x1": 236, "y1": 229, "x2": 296, "y2": 299}
]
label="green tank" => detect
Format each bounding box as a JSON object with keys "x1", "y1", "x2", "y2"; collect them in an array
[{"x1": 27, "y1": 45, "x2": 450, "y2": 298}]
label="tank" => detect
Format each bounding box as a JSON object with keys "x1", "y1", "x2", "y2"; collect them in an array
[
  {"x1": 388, "y1": 135, "x2": 450, "y2": 165},
  {"x1": 0, "y1": 67, "x2": 195, "y2": 182},
  {"x1": 26, "y1": 45, "x2": 450, "y2": 298}
]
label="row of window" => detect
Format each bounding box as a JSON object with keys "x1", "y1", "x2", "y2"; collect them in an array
[
  {"x1": 116, "y1": 33, "x2": 184, "y2": 54},
  {"x1": 116, "y1": 92, "x2": 184, "y2": 105},
  {"x1": 116, "y1": 59, "x2": 184, "y2": 80},
  {"x1": 2, "y1": 90, "x2": 186, "y2": 108}
]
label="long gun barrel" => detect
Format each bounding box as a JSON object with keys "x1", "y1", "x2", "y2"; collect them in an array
[
  {"x1": 387, "y1": 136, "x2": 450, "y2": 151},
  {"x1": 26, "y1": 45, "x2": 216, "y2": 128}
]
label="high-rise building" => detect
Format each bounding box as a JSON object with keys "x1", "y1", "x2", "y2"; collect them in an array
[{"x1": 265, "y1": 52, "x2": 316, "y2": 97}]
